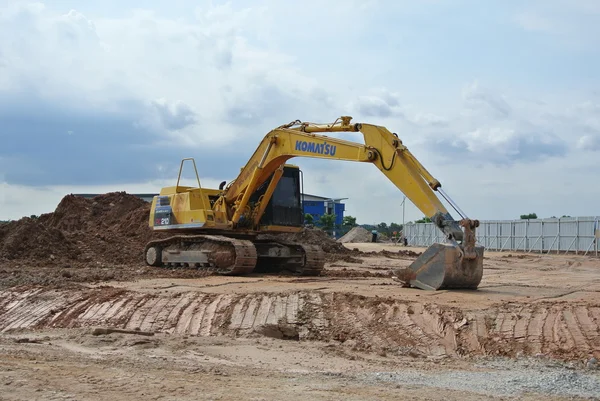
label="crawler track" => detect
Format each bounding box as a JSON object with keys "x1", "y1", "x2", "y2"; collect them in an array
[
  {"x1": 295, "y1": 244, "x2": 326, "y2": 276},
  {"x1": 144, "y1": 235, "x2": 258, "y2": 275},
  {"x1": 144, "y1": 234, "x2": 325, "y2": 276}
]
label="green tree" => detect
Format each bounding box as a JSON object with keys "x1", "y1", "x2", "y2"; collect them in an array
[
  {"x1": 318, "y1": 213, "x2": 336, "y2": 233},
  {"x1": 342, "y1": 215, "x2": 357, "y2": 227},
  {"x1": 389, "y1": 222, "x2": 403, "y2": 233},
  {"x1": 520, "y1": 213, "x2": 537, "y2": 219},
  {"x1": 360, "y1": 224, "x2": 377, "y2": 232},
  {"x1": 415, "y1": 216, "x2": 432, "y2": 223},
  {"x1": 304, "y1": 213, "x2": 314, "y2": 225}
]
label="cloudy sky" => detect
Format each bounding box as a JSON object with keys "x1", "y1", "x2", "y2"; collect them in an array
[{"x1": 1, "y1": 0, "x2": 600, "y2": 224}]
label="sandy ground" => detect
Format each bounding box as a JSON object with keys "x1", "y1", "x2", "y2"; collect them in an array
[{"x1": 1, "y1": 243, "x2": 600, "y2": 400}]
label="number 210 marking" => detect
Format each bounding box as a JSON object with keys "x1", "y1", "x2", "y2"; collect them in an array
[{"x1": 155, "y1": 217, "x2": 171, "y2": 226}]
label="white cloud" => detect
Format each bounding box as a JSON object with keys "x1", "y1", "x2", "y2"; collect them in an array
[
  {"x1": 350, "y1": 89, "x2": 404, "y2": 118},
  {"x1": 569, "y1": 101, "x2": 600, "y2": 132},
  {"x1": 412, "y1": 113, "x2": 448, "y2": 126},
  {"x1": 149, "y1": 98, "x2": 198, "y2": 131},
  {"x1": 433, "y1": 125, "x2": 566, "y2": 164},
  {"x1": 514, "y1": 12, "x2": 554, "y2": 33},
  {"x1": 462, "y1": 80, "x2": 512, "y2": 118},
  {"x1": 134, "y1": 98, "x2": 205, "y2": 146},
  {"x1": 0, "y1": 2, "x2": 328, "y2": 147},
  {"x1": 511, "y1": 0, "x2": 600, "y2": 49},
  {"x1": 577, "y1": 135, "x2": 600, "y2": 151},
  {"x1": 462, "y1": 127, "x2": 521, "y2": 153}
]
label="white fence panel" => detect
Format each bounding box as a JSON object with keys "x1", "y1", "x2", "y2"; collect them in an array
[{"x1": 404, "y1": 216, "x2": 599, "y2": 254}]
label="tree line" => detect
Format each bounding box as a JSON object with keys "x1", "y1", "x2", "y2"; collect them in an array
[{"x1": 520, "y1": 213, "x2": 571, "y2": 219}]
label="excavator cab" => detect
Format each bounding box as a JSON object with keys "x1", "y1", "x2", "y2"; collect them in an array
[{"x1": 247, "y1": 165, "x2": 304, "y2": 229}]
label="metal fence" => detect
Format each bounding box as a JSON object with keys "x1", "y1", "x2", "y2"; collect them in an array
[{"x1": 404, "y1": 216, "x2": 600, "y2": 255}]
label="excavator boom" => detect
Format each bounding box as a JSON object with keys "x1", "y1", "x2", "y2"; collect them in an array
[
  {"x1": 222, "y1": 117, "x2": 466, "y2": 242},
  {"x1": 146, "y1": 116, "x2": 484, "y2": 290}
]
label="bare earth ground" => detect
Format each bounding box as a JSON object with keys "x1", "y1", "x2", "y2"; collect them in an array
[{"x1": 1, "y1": 243, "x2": 600, "y2": 400}]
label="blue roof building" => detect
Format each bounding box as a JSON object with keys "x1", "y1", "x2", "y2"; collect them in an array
[{"x1": 301, "y1": 193, "x2": 347, "y2": 228}]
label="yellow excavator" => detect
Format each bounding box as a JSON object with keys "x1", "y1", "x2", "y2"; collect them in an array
[{"x1": 144, "y1": 116, "x2": 484, "y2": 290}]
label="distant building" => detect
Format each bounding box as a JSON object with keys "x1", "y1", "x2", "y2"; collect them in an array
[
  {"x1": 73, "y1": 193, "x2": 347, "y2": 226},
  {"x1": 301, "y1": 193, "x2": 347, "y2": 227}
]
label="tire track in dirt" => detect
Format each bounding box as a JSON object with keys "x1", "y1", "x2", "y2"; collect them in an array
[
  {"x1": 0, "y1": 288, "x2": 45, "y2": 330},
  {"x1": 478, "y1": 303, "x2": 600, "y2": 359},
  {"x1": 526, "y1": 307, "x2": 546, "y2": 355},
  {"x1": 0, "y1": 287, "x2": 598, "y2": 361},
  {"x1": 200, "y1": 294, "x2": 225, "y2": 336}
]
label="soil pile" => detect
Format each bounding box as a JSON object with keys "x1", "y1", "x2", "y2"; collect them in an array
[
  {"x1": 338, "y1": 226, "x2": 372, "y2": 243},
  {"x1": 0, "y1": 218, "x2": 77, "y2": 261},
  {"x1": 0, "y1": 192, "x2": 164, "y2": 267}
]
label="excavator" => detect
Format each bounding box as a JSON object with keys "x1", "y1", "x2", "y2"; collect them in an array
[{"x1": 144, "y1": 116, "x2": 484, "y2": 290}]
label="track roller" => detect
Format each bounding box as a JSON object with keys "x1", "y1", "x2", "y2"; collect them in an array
[{"x1": 143, "y1": 235, "x2": 325, "y2": 276}]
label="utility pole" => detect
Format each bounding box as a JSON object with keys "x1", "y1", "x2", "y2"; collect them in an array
[
  {"x1": 401, "y1": 196, "x2": 406, "y2": 228},
  {"x1": 396, "y1": 196, "x2": 406, "y2": 246}
]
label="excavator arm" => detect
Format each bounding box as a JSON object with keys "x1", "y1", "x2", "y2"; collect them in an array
[
  {"x1": 146, "y1": 116, "x2": 484, "y2": 291},
  {"x1": 215, "y1": 116, "x2": 484, "y2": 290},
  {"x1": 221, "y1": 116, "x2": 468, "y2": 243}
]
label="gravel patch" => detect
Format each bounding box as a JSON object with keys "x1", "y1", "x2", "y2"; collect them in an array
[{"x1": 356, "y1": 358, "x2": 600, "y2": 399}]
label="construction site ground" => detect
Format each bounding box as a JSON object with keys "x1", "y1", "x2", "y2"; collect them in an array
[
  {"x1": 2, "y1": 244, "x2": 600, "y2": 400},
  {"x1": 1, "y1": 193, "x2": 599, "y2": 400}
]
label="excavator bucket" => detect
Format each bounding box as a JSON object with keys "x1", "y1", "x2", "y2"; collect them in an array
[{"x1": 392, "y1": 219, "x2": 484, "y2": 290}]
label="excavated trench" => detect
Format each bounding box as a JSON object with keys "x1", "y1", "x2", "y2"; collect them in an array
[{"x1": 1, "y1": 286, "x2": 598, "y2": 361}]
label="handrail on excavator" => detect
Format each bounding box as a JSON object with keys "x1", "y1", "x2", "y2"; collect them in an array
[{"x1": 175, "y1": 157, "x2": 209, "y2": 211}]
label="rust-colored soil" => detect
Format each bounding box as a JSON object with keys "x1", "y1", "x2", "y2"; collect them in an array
[
  {"x1": 2, "y1": 246, "x2": 599, "y2": 363},
  {"x1": 0, "y1": 192, "x2": 162, "y2": 267}
]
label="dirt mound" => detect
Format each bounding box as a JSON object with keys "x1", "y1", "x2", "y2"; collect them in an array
[
  {"x1": 0, "y1": 217, "x2": 79, "y2": 260},
  {"x1": 0, "y1": 192, "x2": 164, "y2": 267},
  {"x1": 44, "y1": 193, "x2": 147, "y2": 233},
  {"x1": 338, "y1": 226, "x2": 372, "y2": 243}
]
